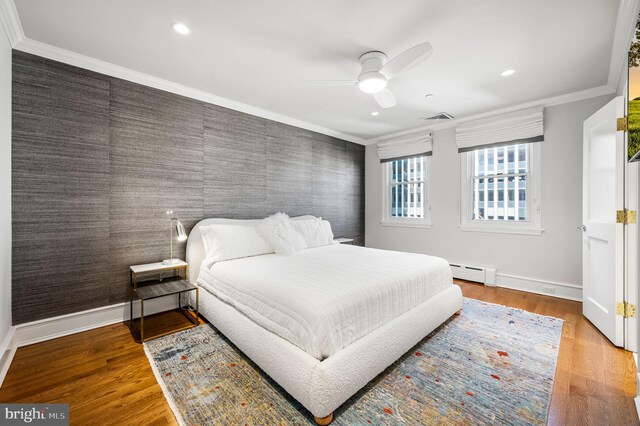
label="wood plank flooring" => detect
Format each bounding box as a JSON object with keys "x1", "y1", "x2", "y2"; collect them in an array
[
  {"x1": 458, "y1": 281, "x2": 638, "y2": 426},
  {"x1": 0, "y1": 281, "x2": 637, "y2": 425}
]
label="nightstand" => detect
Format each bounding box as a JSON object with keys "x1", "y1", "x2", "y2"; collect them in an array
[
  {"x1": 129, "y1": 261, "x2": 199, "y2": 343},
  {"x1": 334, "y1": 237, "x2": 354, "y2": 245}
]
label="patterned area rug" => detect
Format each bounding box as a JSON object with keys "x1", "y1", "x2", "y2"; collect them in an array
[{"x1": 144, "y1": 297, "x2": 563, "y2": 425}]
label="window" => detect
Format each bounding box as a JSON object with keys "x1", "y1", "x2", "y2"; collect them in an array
[
  {"x1": 381, "y1": 155, "x2": 431, "y2": 227},
  {"x1": 460, "y1": 143, "x2": 542, "y2": 235}
]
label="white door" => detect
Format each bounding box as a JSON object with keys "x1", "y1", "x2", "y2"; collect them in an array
[{"x1": 582, "y1": 96, "x2": 625, "y2": 347}]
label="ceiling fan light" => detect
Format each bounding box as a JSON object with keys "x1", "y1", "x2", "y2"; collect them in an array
[
  {"x1": 172, "y1": 22, "x2": 190, "y2": 35},
  {"x1": 358, "y1": 73, "x2": 387, "y2": 94}
]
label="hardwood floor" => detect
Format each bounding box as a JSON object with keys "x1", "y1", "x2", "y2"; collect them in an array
[
  {"x1": 0, "y1": 310, "x2": 202, "y2": 425},
  {"x1": 457, "y1": 281, "x2": 638, "y2": 426},
  {"x1": 0, "y1": 282, "x2": 637, "y2": 425}
]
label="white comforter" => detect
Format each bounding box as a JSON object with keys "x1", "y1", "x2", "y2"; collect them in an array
[{"x1": 197, "y1": 244, "x2": 452, "y2": 360}]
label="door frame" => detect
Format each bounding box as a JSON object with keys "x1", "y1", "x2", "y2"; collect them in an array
[
  {"x1": 582, "y1": 96, "x2": 626, "y2": 347},
  {"x1": 625, "y1": 141, "x2": 639, "y2": 352}
]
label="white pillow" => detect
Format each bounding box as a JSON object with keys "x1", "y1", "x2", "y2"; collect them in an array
[
  {"x1": 319, "y1": 220, "x2": 335, "y2": 246},
  {"x1": 291, "y1": 215, "x2": 321, "y2": 221},
  {"x1": 291, "y1": 218, "x2": 334, "y2": 249},
  {"x1": 258, "y1": 212, "x2": 306, "y2": 255},
  {"x1": 201, "y1": 224, "x2": 273, "y2": 267}
]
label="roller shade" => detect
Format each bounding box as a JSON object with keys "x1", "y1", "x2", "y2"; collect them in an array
[
  {"x1": 377, "y1": 132, "x2": 433, "y2": 163},
  {"x1": 455, "y1": 106, "x2": 544, "y2": 153}
]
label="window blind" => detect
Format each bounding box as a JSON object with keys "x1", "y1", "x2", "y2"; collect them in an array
[
  {"x1": 455, "y1": 106, "x2": 544, "y2": 153},
  {"x1": 377, "y1": 132, "x2": 433, "y2": 163}
]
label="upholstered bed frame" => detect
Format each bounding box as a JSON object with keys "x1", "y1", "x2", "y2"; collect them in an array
[{"x1": 186, "y1": 218, "x2": 463, "y2": 424}]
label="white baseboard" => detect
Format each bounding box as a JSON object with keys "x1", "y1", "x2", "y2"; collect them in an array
[
  {"x1": 11, "y1": 274, "x2": 578, "y2": 349},
  {"x1": 0, "y1": 297, "x2": 179, "y2": 388},
  {"x1": 496, "y1": 273, "x2": 582, "y2": 301},
  {"x1": 0, "y1": 326, "x2": 16, "y2": 388},
  {"x1": 14, "y1": 297, "x2": 178, "y2": 348},
  {"x1": 1, "y1": 273, "x2": 581, "y2": 387}
]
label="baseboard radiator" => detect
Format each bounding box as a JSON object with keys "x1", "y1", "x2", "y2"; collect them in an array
[{"x1": 449, "y1": 263, "x2": 496, "y2": 286}]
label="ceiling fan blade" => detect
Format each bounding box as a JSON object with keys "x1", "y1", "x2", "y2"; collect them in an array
[
  {"x1": 380, "y1": 42, "x2": 433, "y2": 78},
  {"x1": 374, "y1": 89, "x2": 397, "y2": 109},
  {"x1": 303, "y1": 80, "x2": 358, "y2": 86}
]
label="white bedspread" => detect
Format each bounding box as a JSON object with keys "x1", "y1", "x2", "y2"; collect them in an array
[{"x1": 197, "y1": 244, "x2": 452, "y2": 360}]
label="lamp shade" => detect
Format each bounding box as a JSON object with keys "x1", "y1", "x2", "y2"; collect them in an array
[{"x1": 176, "y1": 221, "x2": 187, "y2": 241}]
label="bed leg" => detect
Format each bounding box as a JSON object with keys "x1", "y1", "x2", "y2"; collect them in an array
[
  {"x1": 454, "y1": 309, "x2": 462, "y2": 316},
  {"x1": 314, "y1": 412, "x2": 334, "y2": 425}
]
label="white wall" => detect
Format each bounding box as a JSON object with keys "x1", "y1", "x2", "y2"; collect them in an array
[
  {"x1": 0, "y1": 22, "x2": 12, "y2": 353},
  {"x1": 365, "y1": 94, "x2": 614, "y2": 300}
]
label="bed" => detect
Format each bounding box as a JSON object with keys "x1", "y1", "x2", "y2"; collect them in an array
[{"x1": 186, "y1": 218, "x2": 462, "y2": 424}]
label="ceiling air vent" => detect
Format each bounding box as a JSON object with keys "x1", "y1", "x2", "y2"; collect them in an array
[{"x1": 420, "y1": 112, "x2": 454, "y2": 121}]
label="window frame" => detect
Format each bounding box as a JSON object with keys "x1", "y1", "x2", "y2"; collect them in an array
[
  {"x1": 459, "y1": 143, "x2": 543, "y2": 235},
  {"x1": 381, "y1": 155, "x2": 432, "y2": 228}
]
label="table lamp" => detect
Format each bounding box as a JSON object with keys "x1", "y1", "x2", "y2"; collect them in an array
[{"x1": 163, "y1": 210, "x2": 187, "y2": 265}]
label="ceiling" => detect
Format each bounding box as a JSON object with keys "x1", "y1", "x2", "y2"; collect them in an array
[{"x1": 13, "y1": 0, "x2": 621, "y2": 142}]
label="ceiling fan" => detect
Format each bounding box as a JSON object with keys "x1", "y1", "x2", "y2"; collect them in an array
[{"x1": 304, "y1": 42, "x2": 433, "y2": 109}]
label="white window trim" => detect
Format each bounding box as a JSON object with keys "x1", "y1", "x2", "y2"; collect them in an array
[
  {"x1": 381, "y1": 156, "x2": 432, "y2": 229},
  {"x1": 459, "y1": 143, "x2": 543, "y2": 235}
]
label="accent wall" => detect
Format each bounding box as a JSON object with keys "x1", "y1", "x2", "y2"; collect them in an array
[{"x1": 12, "y1": 51, "x2": 365, "y2": 324}]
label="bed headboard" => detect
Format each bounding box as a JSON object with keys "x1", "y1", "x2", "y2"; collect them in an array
[{"x1": 186, "y1": 218, "x2": 264, "y2": 283}]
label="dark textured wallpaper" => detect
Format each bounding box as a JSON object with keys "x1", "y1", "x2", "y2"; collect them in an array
[{"x1": 12, "y1": 51, "x2": 365, "y2": 324}]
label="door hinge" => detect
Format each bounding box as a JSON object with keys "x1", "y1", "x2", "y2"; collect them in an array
[
  {"x1": 616, "y1": 209, "x2": 637, "y2": 224},
  {"x1": 616, "y1": 302, "x2": 637, "y2": 318},
  {"x1": 617, "y1": 117, "x2": 628, "y2": 132}
]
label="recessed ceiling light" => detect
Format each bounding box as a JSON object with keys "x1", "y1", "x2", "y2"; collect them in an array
[
  {"x1": 371, "y1": 111, "x2": 379, "y2": 116},
  {"x1": 501, "y1": 69, "x2": 516, "y2": 77},
  {"x1": 172, "y1": 23, "x2": 190, "y2": 35}
]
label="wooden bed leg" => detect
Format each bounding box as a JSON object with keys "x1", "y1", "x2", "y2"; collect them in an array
[
  {"x1": 454, "y1": 309, "x2": 462, "y2": 316},
  {"x1": 314, "y1": 412, "x2": 334, "y2": 425}
]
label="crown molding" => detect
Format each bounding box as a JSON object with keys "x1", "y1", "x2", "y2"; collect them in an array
[
  {"x1": 364, "y1": 0, "x2": 640, "y2": 146},
  {"x1": 364, "y1": 84, "x2": 616, "y2": 145},
  {"x1": 12, "y1": 37, "x2": 617, "y2": 148},
  {"x1": 0, "y1": 0, "x2": 23, "y2": 47},
  {"x1": 608, "y1": 0, "x2": 640, "y2": 90},
  {"x1": 5, "y1": 0, "x2": 637, "y2": 146},
  {"x1": 13, "y1": 37, "x2": 366, "y2": 145}
]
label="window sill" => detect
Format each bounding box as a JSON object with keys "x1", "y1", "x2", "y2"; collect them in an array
[
  {"x1": 458, "y1": 224, "x2": 544, "y2": 236},
  {"x1": 380, "y1": 220, "x2": 433, "y2": 229}
]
